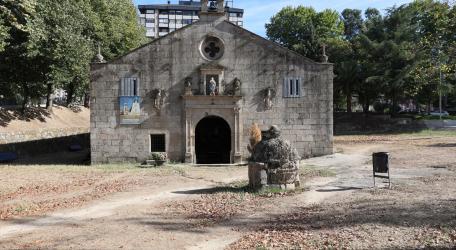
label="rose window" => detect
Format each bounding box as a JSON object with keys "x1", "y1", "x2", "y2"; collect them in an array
[{"x1": 200, "y1": 36, "x2": 224, "y2": 60}]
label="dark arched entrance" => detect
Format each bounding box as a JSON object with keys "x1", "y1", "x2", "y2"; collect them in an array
[{"x1": 195, "y1": 116, "x2": 231, "y2": 164}]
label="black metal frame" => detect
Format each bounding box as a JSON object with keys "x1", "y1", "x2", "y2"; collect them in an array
[
  {"x1": 373, "y1": 167, "x2": 391, "y2": 188},
  {"x1": 373, "y1": 152, "x2": 391, "y2": 188}
]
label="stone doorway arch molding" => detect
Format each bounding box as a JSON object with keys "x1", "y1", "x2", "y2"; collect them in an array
[{"x1": 182, "y1": 95, "x2": 243, "y2": 164}]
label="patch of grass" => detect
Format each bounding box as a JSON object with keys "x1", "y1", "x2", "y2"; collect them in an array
[
  {"x1": 299, "y1": 165, "x2": 336, "y2": 179},
  {"x1": 256, "y1": 186, "x2": 299, "y2": 196},
  {"x1": 398, "y1": 129, "x2": 456, "y2": 137},
  {"x1": 14, "y1": 204, "x2": 27, "y2": 213},
  {"x1": 415, "y1": 115, "x2": 456, "y2": 120}
]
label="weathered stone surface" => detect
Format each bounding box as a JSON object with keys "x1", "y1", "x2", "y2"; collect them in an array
[
  {"x1": 248, "y1": 162, "x2": 267, "y2": 189},
  {"x1": 249, "y1": 126, "x2": 300, "y2": 190},
  {"x1": 90, "y1": 12, "x2": 333, "y2": 164}
]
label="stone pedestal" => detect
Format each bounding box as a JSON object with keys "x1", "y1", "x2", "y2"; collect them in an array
[
  {"x1": 248, "y1": 162, "x2": 267, "y2": 189},
  {"x1": 248, "y1": 162, "x2": 300, "y2": 190}
]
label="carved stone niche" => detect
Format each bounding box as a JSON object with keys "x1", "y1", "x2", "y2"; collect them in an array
[
  {"x1": 184, "y1": 77, "x2": 193, "y2": 96},
  {"x1": 199, "y1": 63, "x2": 225, "y2": 96}
]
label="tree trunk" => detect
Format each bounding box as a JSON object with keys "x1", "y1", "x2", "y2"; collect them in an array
[
  {"x1": 46, "y1": 83, "x2": 53, "y2": 111},
  {"x1": 391, "y1": 91, "x2": 397, "y2": 115},
  {"x1": 66, "y1": 83, "x2": 75, "y2": 106},
  {"x1": 346, "y1": 92, "x2": 352, "y2": 113},
  {"x1": 83, "y1": 92, "x2": 90, "y2": 108},
  {"x1": 362, "y1": 96, "x2": 369, "y2": 113},
  {"x1": 21, "y1": 83, "x2": 29, "y2": 114}
]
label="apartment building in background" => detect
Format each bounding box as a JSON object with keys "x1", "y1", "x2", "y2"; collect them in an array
[{"x1": 138, "y1": 0, "x2": 244, "y2": 38}]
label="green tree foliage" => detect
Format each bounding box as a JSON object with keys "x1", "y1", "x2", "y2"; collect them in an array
[
  {"x1": 267, "y1": 1, "x2": 456, "y2": 114},
  {"x1": 333, "y1": 9, "x2": 364, "y2": 112},
  {"x1": 0, "y1": 17, "x2": 9, "y2": 52},
  {"x1": 0, "y1": 0, "x2": 146, "y2": 110},
  {"x1": 88, "y1": 0, "x2": 147, "y2": 60},
  {"x1": 408, "y1": 0, "x2": 456, "y2": 110},
  {"x1": 28, "y1": 0, "x2": 93, "y2": 108},
  {"x1": 0, "y1": 0, "x2": 38, "y2": 110},
  {"x1": 266, "y1": 6, "x2": 344, "y2": 61}
]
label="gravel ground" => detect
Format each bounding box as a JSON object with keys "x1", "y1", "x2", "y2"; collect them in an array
[
  {"x1": 229, "y1": 132, "x2": 456, "y2": 249},
  {"x1": 0, "y1": 131, "x2": 455, "y2": 249}
]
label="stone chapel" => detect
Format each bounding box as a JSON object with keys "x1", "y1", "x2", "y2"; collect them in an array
[{"x1": 90, "y1": 0, "x2": 333, "y2": 164}]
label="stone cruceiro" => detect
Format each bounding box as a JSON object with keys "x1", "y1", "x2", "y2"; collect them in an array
[{"x1": 249, "y1": 125, "x2": 301, "y2": 190}]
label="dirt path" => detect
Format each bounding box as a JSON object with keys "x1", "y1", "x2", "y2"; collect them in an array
[
  {"x1": 0, "y1": 166, "x2": 346, "y2": 249},
  {"x1": 1, "y1": 135, "x2": 454, "y2": 249}
]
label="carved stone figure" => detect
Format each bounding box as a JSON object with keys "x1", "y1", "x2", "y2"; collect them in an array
[
  {"x1": 233, "y1": 78, "x2": 241, "y2": 96},
  {"x1": 209, "y1": 77, "x2": 217, "y2": 96},
  {"x1": 153, "y1": 89, "x2": 167, "y2": 110},
  {"x1": 223, "y1": 78, "x2": 242, "y2": 96},
  {"x1": 184, "y1": 78, "x2": 193, "y2": 96},
  {"x1": 248, "y1": 125, "x2": 300, "y2": 190},
  {"x1": 264, "y1": 88, "x2": 274, "y2": 110}
]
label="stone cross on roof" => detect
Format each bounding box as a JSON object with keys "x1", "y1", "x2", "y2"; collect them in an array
[
  {"x1": 321, "y1": 44, "x2": 328, "y2": 63},
  {"x1": 95, "y1": 43, "x2": 105, "y2": 63}
]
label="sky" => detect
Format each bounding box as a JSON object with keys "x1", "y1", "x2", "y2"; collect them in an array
[{"x1": 133, "y1": 0, "x2": 415, "y2": 37}]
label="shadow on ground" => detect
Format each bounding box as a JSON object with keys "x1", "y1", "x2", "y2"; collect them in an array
[
  {"x1": 315, "y1": 186, "x2": 363, "y2": 192},
  {"x1": 172, "y1": 185, "x2": 250, "y2": 195},
  {"x1": 117, "y1": 197, "x2": 456, "y2": 235},
  {"x1": 0, "y1": 133, "x2": 90, "y2": 165},
  {"x1": 427, "y1": 143, "x2": 456, "y2": 148}
]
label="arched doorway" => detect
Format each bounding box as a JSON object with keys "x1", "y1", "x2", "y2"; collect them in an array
[{"x1": 195, "y1": 116, "x2": 231, "y2": 164}]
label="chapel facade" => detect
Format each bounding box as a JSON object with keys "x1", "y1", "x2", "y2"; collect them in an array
[{"x1": 90, "y1": 0, "x2": 334, "y2": 164}]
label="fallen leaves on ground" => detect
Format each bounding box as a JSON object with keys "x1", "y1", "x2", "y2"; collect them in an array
[
  {"x1": 229, "y1": 176, "x2": 456, "y2": 250},
  {"x1": 0, "y1": 177, "x2": 141, "y2": 220},
  {"x1": 164, "y1": 186, "x2": 301, "y2": 228}
]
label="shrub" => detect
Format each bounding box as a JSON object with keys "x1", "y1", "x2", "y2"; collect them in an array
[
  {"x1": 150, "y1": 152, "x2": 167, "y2": 161},
  {"x1": 247, "y1": 123, "x2": 262, "y2": 153},
  {"x1": 373, "y1": 102, "x2": 388, "y2": 113}
]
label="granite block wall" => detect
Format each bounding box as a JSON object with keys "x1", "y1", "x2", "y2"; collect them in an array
[{"x1": 90, "y1": 16, "x2": 333, "y2": 164}]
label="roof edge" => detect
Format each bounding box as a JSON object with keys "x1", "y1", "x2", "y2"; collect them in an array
[{"x1": 95, "y1": 20, "x2": 201, "y2": 66}]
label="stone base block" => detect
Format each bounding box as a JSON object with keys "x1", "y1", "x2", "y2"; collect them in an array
[
  {"x1": 248, "y1": 162, "x2": 267, "y2": 189},
  {"x1": 248, "y1": 162, "x2": 300, "y2": 190}
]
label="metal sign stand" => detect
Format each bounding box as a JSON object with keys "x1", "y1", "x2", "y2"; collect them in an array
[{"x1": 373, "y1": 152, "x2": 391, "y2": 189}]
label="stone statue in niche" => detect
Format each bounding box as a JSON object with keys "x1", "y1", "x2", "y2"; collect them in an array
[
  {"x1": 209, "y1": 77, "x2": 217, "y2": 96},
  {"x1": 153, "y1": 89, "x2": 167, "y2": 110},
  {"x1": 184, "y1": 77, "x2": 193, "y2": 96},
  {"x1": 264, "y1": 87, "x2": 275, "y2": 110}
]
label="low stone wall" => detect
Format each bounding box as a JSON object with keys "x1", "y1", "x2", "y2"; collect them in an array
[
  {"x1": 334, "y1": 113, "x2": 425, "y2": 134},
  {"x1": 422, "y1": 120, "x2": 456, "y2": 129},
  {"x1": 0, "y1": 128, "x2": 89, "y2": 145}
]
